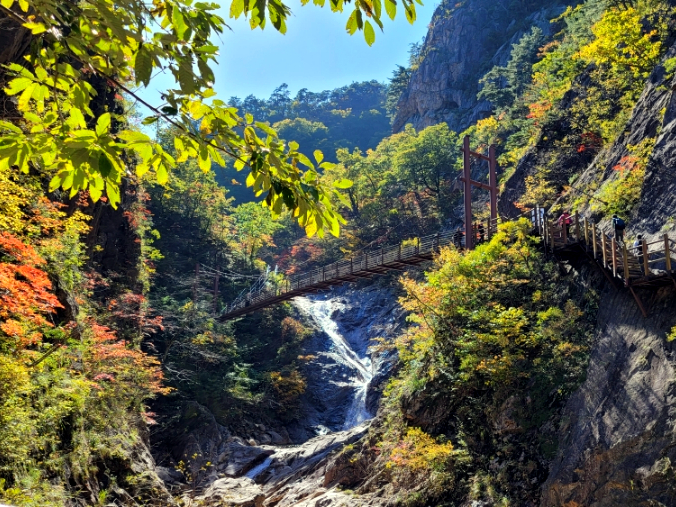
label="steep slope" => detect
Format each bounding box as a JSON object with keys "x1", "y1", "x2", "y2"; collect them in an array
[
  {"x1": 392, "y1": 0, "x2": 570, "y2": 133},
  {"x1": 540, "y1": 42, "x2": 676, "y2": 506}
]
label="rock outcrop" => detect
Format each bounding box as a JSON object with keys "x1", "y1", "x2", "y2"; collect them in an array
[
  {"x1": 541, "y1": 287, "x2": 676, "y2": 505},
  {"x1": 393, "y1": 1, "x2": 567, "y2": 133},
  {"x1": 540, "y1": 41, "x2": 676, "y2": 507}
]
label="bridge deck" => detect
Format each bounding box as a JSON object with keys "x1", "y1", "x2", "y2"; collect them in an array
[
  {"x1": 221, "y1": 229, "x2": 469, "y2": 320},
  {"x1": 221, "y1": 210, "x2": 676, "y2": 321}
]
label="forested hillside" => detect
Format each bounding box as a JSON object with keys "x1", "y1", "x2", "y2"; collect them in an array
[
  {"x1": 218, "y1": 81, "x2": 391, "y2": 203},
  {"x1": 1, "y1": 0, "x2": 676, "y2": 505}
]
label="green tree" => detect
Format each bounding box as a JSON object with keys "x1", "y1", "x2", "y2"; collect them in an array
[
  {"x1": 578, "y1": 5, "x2": 667, "y2": 79},
  {"x1": 478, "y1": 27, "x2": 545, "y2": 109},
  {"x1": 393, "y1": 124, "x2": 459, "y2": 212},
  {"x1": 233, "y1": 202, "x2": 283, "y2": 265},
  {"x1": 0, "y1": 0, "x2": 420, "y2": 237}
]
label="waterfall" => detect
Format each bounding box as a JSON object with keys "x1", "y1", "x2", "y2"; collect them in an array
[
  {"x1": 295, "y1": 296, "x2": 374, "y2": 429},
  {"x1": 245, "y1": 457, "x2": 273, "y2": 480}
]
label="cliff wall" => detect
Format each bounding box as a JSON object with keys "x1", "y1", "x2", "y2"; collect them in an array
[{"x1": 392, "y1": 0, "x2": 569, "y2": 133}]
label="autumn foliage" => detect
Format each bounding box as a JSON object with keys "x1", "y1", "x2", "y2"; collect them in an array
[{"x1": 0, "y1": 232, "x2": 62, "y2": 346}]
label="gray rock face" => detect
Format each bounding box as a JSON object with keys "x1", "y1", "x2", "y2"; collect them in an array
[
  {"x1": 197, "y1": 477, "x2": 265, "y2": 507},
  {"x1": 208, "y1": 423, "x2": 382, "y2": 507},
  {"x1": 393, "y1": 1, "x2": 566, "y2": 133},
  {"x1": 541, "y1": 287, "x2": 676, "y2": 505}
]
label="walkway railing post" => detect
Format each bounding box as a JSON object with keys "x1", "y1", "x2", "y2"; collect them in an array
[
  {"x1": 584, "y1": 218, "x2": 589, "y2": 250},
  {"x1": 612, "y1": 238, "x2": 618, "y2": 278},
  {"x1": 592, "y1": 223, "x2": 598, "y2": 259},
  {"x1": 602, "y1": 234, "x2": 608, "y2": 268},
  {"x1": 365, "y1": 251, "x2": 368, "y2": 270},
  {"x1": 665, "y1": 234, "x2": 672, "y2": 273},
  {"x1": 562, "y1": 218, "x2": 568, "y2": 244},
  {"x1": 575, "y1": 212, "x2": 580, "y2": 242},
  {"x1": 489, "y1": 144, "x2": 498, "y2": 229},
  {"x1": 642, "y1": 239, "x2": 649, "y2": 275},
  {"x1": 549, "y1": 221, "x2": 555, "y2": 252},
  {"x1": 623, "y1": 242, "x2": 630, "y2": 285},
  {"x1": 463, "y1": 135, "x2": 474, "y2": 251}
]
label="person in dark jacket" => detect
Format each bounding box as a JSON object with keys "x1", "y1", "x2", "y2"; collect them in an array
[{"x1": 612, "y1": 214, "x2": 626, "y2": 243}]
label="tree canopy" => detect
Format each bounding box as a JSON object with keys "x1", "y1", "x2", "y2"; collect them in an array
[{"x1": 0, "y1": 0, "x2": 420, "y2": 237}]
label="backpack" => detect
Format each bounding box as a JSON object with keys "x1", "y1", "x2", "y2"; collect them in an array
[{"x1": 614, "y1": 217, "x2": 626, "y2": 230}]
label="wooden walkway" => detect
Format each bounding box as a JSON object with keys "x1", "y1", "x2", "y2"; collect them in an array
[
  {"x1": 220, "y1": 209, "x2": 676, "y2": 321},
  {"x1": 536, "y1": 209, "x2": 676, "y2": 316}
]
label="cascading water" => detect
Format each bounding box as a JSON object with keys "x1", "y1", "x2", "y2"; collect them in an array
[{"x1": 294, "y1": 296, "x2": 374, "y2": 429}]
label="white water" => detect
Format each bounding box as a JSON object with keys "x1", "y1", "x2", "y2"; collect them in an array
[
  {"x1": 245, "y1": 457, "x2": 273, "y2": 480},
  {"x1": 295, "y1": 297, "x2": 374, "y2": 430}
]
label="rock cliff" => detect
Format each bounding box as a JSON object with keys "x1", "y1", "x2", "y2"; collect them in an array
[
  {"x1": 392, "y1": 0, "x2": 569, "y2": 133},
  {"x1": 538, "y1": 41, "x2": 676, "y2": 506}
]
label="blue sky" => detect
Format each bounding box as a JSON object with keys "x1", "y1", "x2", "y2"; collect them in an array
[{"x1": 139, "y1": 0, "x2": 438, "y2": 104}]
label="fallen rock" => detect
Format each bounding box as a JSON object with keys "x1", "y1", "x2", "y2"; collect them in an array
[
  {"x1": 197, "y1": 477, "x2": 265, "y2": 507},
  {"x1": 216, "y1": 442, "x2": 274, "y2": 477}
]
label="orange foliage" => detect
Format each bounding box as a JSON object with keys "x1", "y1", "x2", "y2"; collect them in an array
[
  {"x1": 86, "y1": 321, "x2": 170, "y2": 395},
  {"x1": 0, "y1": 232, "x2": 62, "y2": 332}
]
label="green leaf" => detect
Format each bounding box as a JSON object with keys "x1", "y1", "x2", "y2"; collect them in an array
[
  {"x1": 230, "y1": 0, "x2": 244, "y2": 18},
  {"x1": 333, "y1": 178, "x2": 353, "y2": 189},
  {"x1": 384, "y1": 0, "x2": 396, "y2": 20},
  {"x1": 255, "y1": 121, "x2": 277, "y2": 137},
  {"x1": 49, "y1": 172, "x2": 66, "y2": 192},
  {"x1": 142, "y1": 116, "x2": 159, "y2": 125},
  {"x1": 313, "y1": 150, "x2": 324, "y2": 164},
  {"x1": 172, "y1": 7, "x2": 188, "y2": 39},
  {"x1": 364, "y1": 21, "x2": 375, "y2": 46},
  {"x1": 69, "y1": 108, "x2": 87, "y2": 128},
  {"x1": 404, "y1": 3, "x2": 415, "y2": 23},
  {"x1": 23, "y1": 21, "x2": 46, "y2": 34},
  {"x1": 305, "y1": 217, "x2": 318, "y2": 237},
  {"x1": 346, "y1": 10, "x2": 359, "y2": 35},
  {"x1": 98, "y1": 153, "x2": 113, "y2": 177},
  {"x1": 96, "y1": 113, "x2": 111, "y2": 136},
  {"x1": 89, "y1": 185, "x2": 103, "y2": 202},
  {"x1": 177, "y1": 58, "x2": 196, "y2": 95},
  {"x1": 106, "y1": 180, "x2": 121, "y2": 208},
  {"x1": 296, "y1": 152, "x2": 314, "y2": 169},
  {"x1": 1, "y1": 0, "x2": 14, "y2": 9},
  {"x1": 134, "y1": 45, "x2": 153, "y2": 87},
  {"x1": 156, "y1": 163, "x2": 169, "y2": 184},
  {"x1": 198, "y1": 146, "x2": 211, "y2": 172},
  {"x1": 4, "y1": 77, "x2": 32, "y2": 96}
]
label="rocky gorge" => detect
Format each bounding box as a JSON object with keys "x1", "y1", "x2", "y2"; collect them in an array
[{"x1": 149, "y1": 282, "x2": 408, "y2": 506}]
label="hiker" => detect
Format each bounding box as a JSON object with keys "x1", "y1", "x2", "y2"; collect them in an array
[
  {"x1": 531, "y1": 208, "x2": 545, "y2": 228},
  {"x1": 478, "y1": 222, "x2": 486, "y2": 243},
  {"x1": 612, "y1": 214, "x2": 626, "y2": 243},
  {"x1": 633, "y1": 234, "x2": 645, "y2": 274},
  {"x1": 557, "y1": 210, "x2": 572, "y2": 238}
]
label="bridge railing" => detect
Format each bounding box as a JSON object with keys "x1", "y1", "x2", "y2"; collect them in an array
[
  {"x1": 535, "y1": 209, "x2": 676, "y2": 286},
  {"x1": 288, "y1": 229, "x2": 459, "y2": 292}
]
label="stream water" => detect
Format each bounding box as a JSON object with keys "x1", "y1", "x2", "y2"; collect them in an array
[{"x1": 294, "y1": 296, "x2": 374, "y2": 430}]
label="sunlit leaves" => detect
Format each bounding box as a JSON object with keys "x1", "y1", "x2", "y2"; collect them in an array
[
  {"x1": 0, "y1": 0, "x2": 402, "y2": 237},
  {"x1": 578, "y1": 6, "x2": 667, "y2": 79}
]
